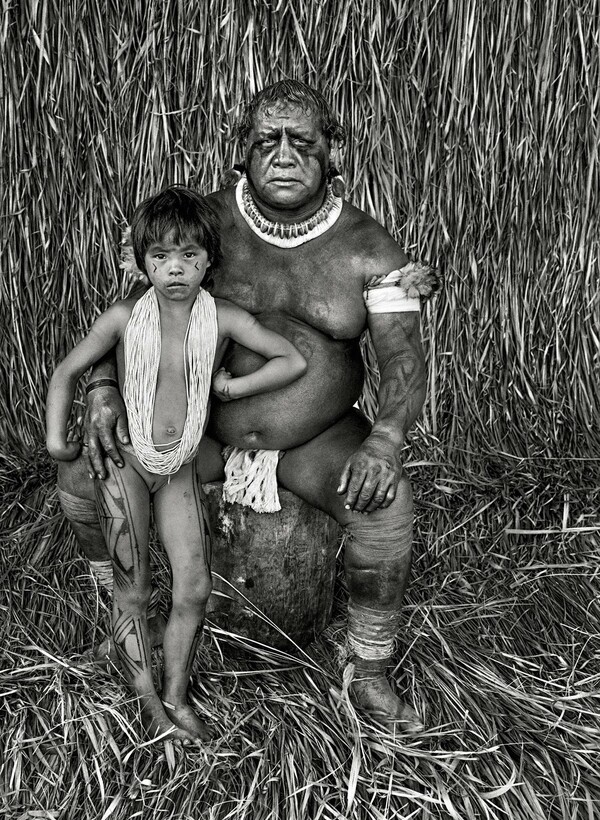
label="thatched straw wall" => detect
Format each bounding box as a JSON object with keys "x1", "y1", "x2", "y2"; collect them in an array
[
  {"x1": 2, "y1": 3, "x2": 600, "y2": 819},
  {"x1": 3, "y1": 0, "x2": 599, "y2": 467}
]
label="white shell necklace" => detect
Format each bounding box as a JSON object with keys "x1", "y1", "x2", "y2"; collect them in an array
[{"x1": 235, "y1": 176, "x2": 343, "y2": 248}]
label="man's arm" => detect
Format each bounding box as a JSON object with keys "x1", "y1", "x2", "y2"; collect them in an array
[
  {"x1": 46, "y1": 307, "x2": 126, "y2": 464},
  {"x1": 337, "y1": 311, "x2": 426, "y2": 513},
  {"x1": 83, "y1": 281, "x2": 149, "y2": 479}
]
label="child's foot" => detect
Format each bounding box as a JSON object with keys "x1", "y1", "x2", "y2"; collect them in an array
[
  {"x1": 162, "y1": 699, "x2": 213, "y2": 742},
  {"x1": 141, "y1": 695, "x2": 202, "y2": 747}
]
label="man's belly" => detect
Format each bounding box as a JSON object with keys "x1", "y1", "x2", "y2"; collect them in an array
[{"x1": 208, "y1": 312, "x2": 364, "y2": 450}]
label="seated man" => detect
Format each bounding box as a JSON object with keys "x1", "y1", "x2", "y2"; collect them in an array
[{"x1": 58, "y1": 79, "x2": 438, "y2": 731}]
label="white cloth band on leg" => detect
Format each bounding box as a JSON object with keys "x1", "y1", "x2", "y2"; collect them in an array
[
  {"x1": 347, "y1": 601, "x2": 400, "y2": 660},
  {"x1": 89, "y1": 559, "x2": 113, "y2": 592}
]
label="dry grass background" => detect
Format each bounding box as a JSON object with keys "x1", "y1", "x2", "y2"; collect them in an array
[{"x1": 1, "y1": 1, "x2": 600, "y2": 818}]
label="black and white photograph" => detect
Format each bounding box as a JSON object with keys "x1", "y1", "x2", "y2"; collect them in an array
[{"x1": 1, "y1": 1, "x2": 599, "y2": 818}]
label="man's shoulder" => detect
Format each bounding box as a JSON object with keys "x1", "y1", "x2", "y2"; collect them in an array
[
  {"x1": 206, "y1": 187, "x2": 236, "y2": 227},
  {"x1": 337, "y1": 202, "x2": 409, "y2": 278}
]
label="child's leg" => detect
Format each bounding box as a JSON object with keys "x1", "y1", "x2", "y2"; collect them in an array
[
  {"x1": 153, "y1": 459, "x2": 213, "y2": 738},
  {"x1": 94, "y1": 457, "x2": 200, "y2": 744}
]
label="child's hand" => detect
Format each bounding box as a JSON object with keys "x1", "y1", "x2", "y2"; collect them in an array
[{"x1": 212, "y1": 368, "x2": 234, "y2": 402}]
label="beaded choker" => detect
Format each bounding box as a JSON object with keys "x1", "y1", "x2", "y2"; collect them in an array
[{"x1": 235, "y1": 177, "x2": 343, "y2": 248}]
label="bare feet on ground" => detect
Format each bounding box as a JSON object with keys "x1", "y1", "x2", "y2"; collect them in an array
[
  {"x1": 349, "y1": 660, "x2": 424, "y2": 733},
  {"x1": 140, "y1": 693, "x2": 203, "y2": 747},
  {"x1": 162, "y1": 699, "x2": 213, "y2": 743}
]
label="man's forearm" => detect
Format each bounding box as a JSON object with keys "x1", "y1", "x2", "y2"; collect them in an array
[
  {"x1": 370, "y1": 352, "x2": 426, "y2": 450},
  {"x1": 89, "y1": 350, "x2": 118, "y2": 384},
  {"x1": 367, "y1": 311, "x2": 427, "y2": 453}
]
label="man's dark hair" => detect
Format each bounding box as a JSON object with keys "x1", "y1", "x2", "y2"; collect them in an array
[
  {"x1": 131, "y1": 186, "x2": 220, "y2": 282},
  {"x1": 235, "y1": 80, "x2": 346, "y2": 146}
]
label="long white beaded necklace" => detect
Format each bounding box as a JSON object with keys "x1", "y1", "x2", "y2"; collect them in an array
[
  {"x1": 235, "y1": 176, "x2": 343, "y2": 248},
  {"x1": 124, "y1": 287, "x2": 217, "y2": 475}
]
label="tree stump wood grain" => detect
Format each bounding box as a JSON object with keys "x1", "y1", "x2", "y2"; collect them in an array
[{"x1": 203, "y1": 482, "x2": 341, "y2": 649}]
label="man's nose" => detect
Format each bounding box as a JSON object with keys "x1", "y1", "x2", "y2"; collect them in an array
[{"x1": 274, "y1": 134, "x2": 294, "y2": 165}]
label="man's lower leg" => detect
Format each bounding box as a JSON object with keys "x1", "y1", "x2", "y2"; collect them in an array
[{"x1": 344, "y1": 482, "x2": 423, "y2": 731}]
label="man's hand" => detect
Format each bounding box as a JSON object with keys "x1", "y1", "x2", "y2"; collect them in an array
[
  {"x1": 337, "y1": 435, "x2": 403, "y2": 513},
  {"x1": 83, "y1": 386, "x2": 130, "y2": 479}
]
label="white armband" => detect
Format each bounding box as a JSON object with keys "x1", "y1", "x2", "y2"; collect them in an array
[{"x1": 363, "y1": 262, "x2": 439, "y2": 314}]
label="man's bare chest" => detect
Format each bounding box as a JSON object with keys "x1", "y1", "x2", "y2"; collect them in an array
[{"x1": 212, "y1": 238, "x2": 367, "y2": 340}]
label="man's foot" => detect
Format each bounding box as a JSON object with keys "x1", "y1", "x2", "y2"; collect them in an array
[
  {"x1": 140, "y1": 694, "x2": 203, "y2": 747},
  {"x1": 162, "y1": 699, "x2": 213, "y2": 742},
  {"x1": 349, "y1": 658, "x2": 424, "y2": 733}
]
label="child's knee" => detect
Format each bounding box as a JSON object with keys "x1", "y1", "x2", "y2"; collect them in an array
[
  {"x1": 115, "y1": 583, "x2": 152, "y2": 614},
  {"x1": 173, "y1": 573, "x2": 212, "y2": 612}
]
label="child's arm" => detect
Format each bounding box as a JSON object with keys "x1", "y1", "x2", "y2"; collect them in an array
[
  {"x1": 46, "y1": 304, "x2": 129, "y2": 460},
  {"x1": 213, "y1": 301, "x2": 307, "y2": 402}
]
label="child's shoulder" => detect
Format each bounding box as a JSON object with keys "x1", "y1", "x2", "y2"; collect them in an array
[
  {"x1": 94, "y1": 298, "x2": 136, "y2": 331},
  {"x1": 213, "y1": 297, "x2": 252, "y2": 332},
  {"x1": 214, "y1": 296, "x2": 248, "y2": 318},
  {"x1": 103, "y1": 297, "x2": 136, "y2": 319}
]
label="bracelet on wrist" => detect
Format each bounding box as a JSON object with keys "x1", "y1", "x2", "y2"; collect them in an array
[{"x1": 85, "y1": 378, "x2": 119, "y2": 395}]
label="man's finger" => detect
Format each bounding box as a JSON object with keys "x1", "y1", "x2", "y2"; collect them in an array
[
  {"x1": 380, "y1": 483, "x2": 397, "y2": 509},
  {"x1": 80, "y1": 444, "x2": 95, "y2": 480},
  {"x1": 87, "y1": 437, "x2": 107, "y2": 480},
  {"x1": 344, "y1": 468, "x2": 368, "y2": 511},
  {"x1": 337, "y1": 460, "x2": 352, "y2": 495},
  {"x1": 352, "y1": 474, "x2": 381, "y2": 512},
  {"x1": 364, "y1": 472, "x2": 398, "y2": 512},
  {"x1": 98, "y1": 429, "x2": 124, "y2": 468},
  {"x1": 115, "y1": 412, "x2": 130, "y2": 445}
]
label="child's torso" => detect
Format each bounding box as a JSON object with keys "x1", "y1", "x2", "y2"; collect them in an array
[{"x1": 116, "y1": 293, "x2": 219, "y2": 451}]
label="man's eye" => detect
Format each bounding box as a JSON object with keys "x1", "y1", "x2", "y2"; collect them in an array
[{"x1": 260, "y1": 139, "x2": 277, "y2": 148}]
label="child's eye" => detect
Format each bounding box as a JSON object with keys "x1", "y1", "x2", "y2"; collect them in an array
[
  {"x1": 154, "y1": 253, "x2": 166, "y2": 260},
  {"x1": 184, "y1": 252, "x2": 196, "y2": 259}
]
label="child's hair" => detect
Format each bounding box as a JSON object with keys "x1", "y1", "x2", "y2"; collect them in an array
[{"x1": 131, "y1": 185, "x2": 221, "y2": 284}]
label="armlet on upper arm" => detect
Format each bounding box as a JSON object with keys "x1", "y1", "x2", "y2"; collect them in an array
[{"x1": 364, "y1": 261, "x2": 441, "y2": 314}]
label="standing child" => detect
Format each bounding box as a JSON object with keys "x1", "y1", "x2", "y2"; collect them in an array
[{"x1": 46, "y1": 186, "x2": 307, "y2": 745}]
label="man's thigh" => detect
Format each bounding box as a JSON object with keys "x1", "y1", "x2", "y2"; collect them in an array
[
  {"x1": 277, "y1": 409, "x2": 371, "y2": 523},
  {"x1": 195, "y1": 434, "x2": 226, "y2": 484}
]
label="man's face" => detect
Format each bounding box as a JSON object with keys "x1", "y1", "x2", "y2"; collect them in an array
[{"x1": 245, "y1": 103, "x2": 331, "y2": 218}]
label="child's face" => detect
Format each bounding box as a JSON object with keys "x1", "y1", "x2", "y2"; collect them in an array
[{"x1": 144, "y1": 231, "x2": 210, "y2": 301}]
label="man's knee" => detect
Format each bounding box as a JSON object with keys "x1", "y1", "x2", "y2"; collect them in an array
[
  {"x1": 57, "y1": 457, "x2": 96, "y2": 500},
  {"x1": 344, "y1": 482, "x2": 414, "y2": 607},
  {"x1": 56, "y1": 459, "x2": 108, "y2": 561},
  {"x1": 345, "y1": 476, "x2": 413, "y2": 560}
]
